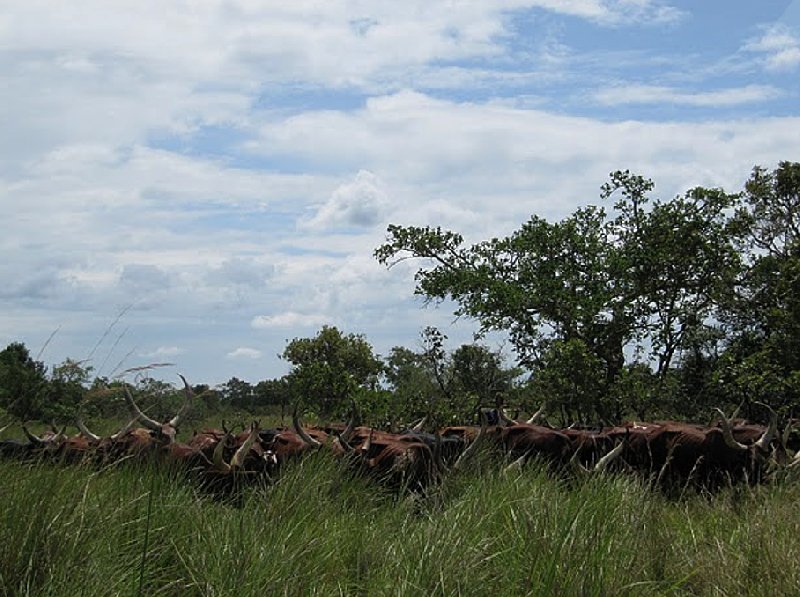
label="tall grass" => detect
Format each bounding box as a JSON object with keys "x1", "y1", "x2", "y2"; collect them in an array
[{"x1": 2, "y1": 451, "x2": 800, "y2": 596}]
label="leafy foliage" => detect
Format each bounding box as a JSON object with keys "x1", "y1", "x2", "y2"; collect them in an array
[{"x1": 281, "y1": 325, "x2": 383, "y2": 419}]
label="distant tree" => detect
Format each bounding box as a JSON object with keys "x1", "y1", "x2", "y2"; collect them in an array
[
  {"x1": 450, "y1": 342, "x2": 522, "y2": 412},
  {"x1": 254, "y1": 378, "x2": 290, "y2": 415},
  {"x1": 0, "y1": 342, "x2": 48, "y2": 419},
  {"x1": 41, "y1": 358, "x2": 92, "y2": 423},
  {"x1": 282, "y1": 325, "x2": 383, "y2": 419},
  {"x1": 384, "y1": 328, "x2": 521, "y2": 424},
  {"x1": 219, "y1": 377, "x2": 255, "y2": 410}
]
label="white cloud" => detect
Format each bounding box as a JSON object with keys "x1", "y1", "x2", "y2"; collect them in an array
[
  {"x1": 226, "y1": 347, "x2": 262, "y2": 360},
  {"x1": 593, "y1": 84, "x2": 782, "y2": 106},
  {"x1": 526, "y1": 0, "x2": 684, "y2": 26},
  {"x1": 0, "y1": 2, "x2": 796, "y2": 386},
  {"x1": 303, "y1": 170, "x2": 390, "y2": 230},
  {"x1": 251, "y1": 312, "x2": 331, "y2": 329},
  {"x1": 141, "y1": 346, "x2": 184, "y2": 358},
  {"x1": 744, "y1": 24, "x2": 800, "y2": 72}
]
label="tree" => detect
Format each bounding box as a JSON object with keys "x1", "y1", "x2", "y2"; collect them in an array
[
  {"x1": 219, "y1": 377, "x2": 255, "y2": 410},
  {"x1": 0, "y1": 342, "x2": 48, "y2": 419},
  {"x1": 41, "y1": 358, "x2": 92, "y2": 422},
  {"x1": 718, "y1": 162, "x2": 800, "y2": 413},
  {"x1": 281, "y1": 325, "x2": 383, "y2": 418},
  {"x1": 383, "y1": 344, "x2": 439, "y2": 423},
  {"x1": 376, "y1": 171, "x2": 745, "y2": 418},
  {"x1": 384, "y1": 328, "x2": 521, "y2": 424}
]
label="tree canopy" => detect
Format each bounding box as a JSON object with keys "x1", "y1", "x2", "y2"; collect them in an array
[{"x1": 376, "y1": 163, "x2": 800, "y2": 422}]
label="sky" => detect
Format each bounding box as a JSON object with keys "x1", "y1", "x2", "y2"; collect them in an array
[{"x1": 2, "y1": 0, "x2": 800, "y2": 387}]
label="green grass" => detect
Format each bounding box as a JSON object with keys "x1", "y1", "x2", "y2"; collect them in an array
[{"x1": 2, "y1": 448, "x2": 800, "y2": 596}]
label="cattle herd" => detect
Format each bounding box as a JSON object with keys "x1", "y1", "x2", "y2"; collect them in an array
[{"x1": 2, "y1": 375, "x2": 800, "y2": 496}]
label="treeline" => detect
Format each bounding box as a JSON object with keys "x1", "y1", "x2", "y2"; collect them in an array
[
  {"x1": 0, "y1": 326, "x2": 520, "y2": 428},
  {"x1": 2, "y1": 162, "x2": 799, "y2": 428}
]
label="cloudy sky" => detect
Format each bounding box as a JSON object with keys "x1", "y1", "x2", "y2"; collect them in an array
[{"x1": 2, "y1": 0, "x2": 799, "y2": 386}]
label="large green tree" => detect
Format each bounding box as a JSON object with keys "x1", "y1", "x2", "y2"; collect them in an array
[
  {"x1": 717, "y1": 162, "x2": 800, "y2": 413},
  {"x1": 376, "y1": 171, "x2": 744, "y2": 419},
  {"x1": 282, "y1": 325, "x2": 383, "y2": 418}
]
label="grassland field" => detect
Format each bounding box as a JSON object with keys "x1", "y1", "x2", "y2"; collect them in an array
[{"x1": 2, "y1": 417, "x2": 800, "y2": 596}]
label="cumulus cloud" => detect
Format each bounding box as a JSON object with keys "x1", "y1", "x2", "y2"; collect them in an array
[
  {"x1": 251, "y1": 312, "x2": 331, "y2": 329},
  {"x1": 226, "y1": 347, "x2": 262, "y2": 360},
  {"x1": 744, "y1": 24, "x2": 800, "y2": 72},
  {"x1": 1, "y1": 2, "x2": 797, "y2": 386},
  {"x1": 303, "y1": 170, "x2": 390, "y2": 230}
]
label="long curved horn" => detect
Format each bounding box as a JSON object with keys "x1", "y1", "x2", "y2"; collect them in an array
[
  {"x1": 168, "y1": 374, "x2": 194, "y2": 428},
  {"x1": 361, "y1": 428, "x2": 374, "y2": 456},
  {"x1": 753, "y1": 402, "x2": 778, "y2": 452},
  {"x1": 340, "y1": 400, "x2": 359, "y2": 444},
  {"x1": 497, "y1": 407, "x2": 517, "y2": 427},
  {"x1": 292, "y1": 402, "x2": 321, "y2": 448},
  {"x1": 230, "y1": 422, "x2": 260, "y2": 469},
  {"x1": 123, "y1": 385, "x2": 162, "y2": 432},
  {"x1": 453, "y1": 410, "x2": 488, "y2": 470},
  {"x1": 715, "y1": 408, "x2": 749, "y2": 452},
  {"x1": 75, "y1": 418, "x2": 100, "y2": 442},
  {"x1": 0, "y1": 424, "x2": 9, "y2": 436},
  {"x1": 335, "y1": 434, "x2": 354, "y2": 453},
  {"x1": 594, "y1": 439, "x2": 625, "y2": 472},
  {"x1": 409, "y1": 416, "x2": 427, "y2": 433},
  {"x1": 568, "y1": 439, "x2": 589, "y2": 475},
  {"x1": 526, "y1": 403, "x2": 546, "y2": 425},
  {"x1": 22, "y1": 424, "x2": 45, "y2": 445},
  {"x1": 110, "y1": 417, "x2": 139, "y2": 440},
  {"x1": 212, "y1": 433, "x2": 229, "y2": 471},
  {"x1": 503, "y1": 452, "x2": 528, "y2": 475}
]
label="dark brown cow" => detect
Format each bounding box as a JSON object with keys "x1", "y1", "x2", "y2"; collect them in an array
[
  {"x1": 351, "y1": 429, "x2": 441, "y2": 489},
  {"x1": 494, "y1": 423, "x2": 573, "y2": 468},
  {"x1": 602, "y1": 406, "x2": 779, "y2": 489}
]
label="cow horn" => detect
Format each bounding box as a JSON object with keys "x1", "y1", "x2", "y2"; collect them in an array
[
  {"x1": 212, "y1": 433, "x2": 229, "y2": 471},
  {"x1": 361, "y1": 428, "x2": 374, "y2": 456},
  {"x1": 54, "y1": 425, "x2": 68, "y2": 443},
  {"x1": 503, "y1": 452, "x2": 528, "y2": 475},
  {"x1": 453, "y1": 410, "x2": 488, "y2": 470},
  {"x1": 22, "y1": 424, "x2": 45, "y2": 445},
  {"x1": 715, "y1": 408, "x2": 749, "y2": 452},
  {"x1": 230, "y1": 422, "x2": 259, "y2": 469},
  {"x1": 432, "y1": 432, "x2": 446, "y2": 474},
  {"x1": 75, "y1": 418, "x2": 100, "y2": 442},
  {"x1": 110, "y1": 417, "x2": 139, "y2": 440},
  {"x1": 340, "y1": 400, "x2": 359, "y2": 445},
  {"x1": 292, "y1": 402, "x2": 321, "y2": 448},
  {"x1": 568, "y1": 444, "x2": 589, "y2": 475},
  {"x1": 594, "y1": 439, "x2": 625, "y2": 473},
  {"x1": 335, "y1": 434, "x2": 353, "y2": 453},
  {"x1": 526, "y1": 403, "x2": 546, "y2": 425},
  {"x1": 168, "y1": 374, "x2": 194, "y2": 429},
  {"x1": 497, "y1": 407, "x2": 516, "y2": 427},
  {"x1": 123, "y1": 385, "x2": 162, "y2": 432},
  {"x1": 753, "y1": 402, "x2": 778, "y2": 452},
  {"x1": 409, "y1": 416, "x2": 427, "y2": 433}
]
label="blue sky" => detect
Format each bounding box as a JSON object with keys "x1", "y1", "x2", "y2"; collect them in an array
[{"x1": 2, "y1": 1, "x2": 799, "y2": 386}]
